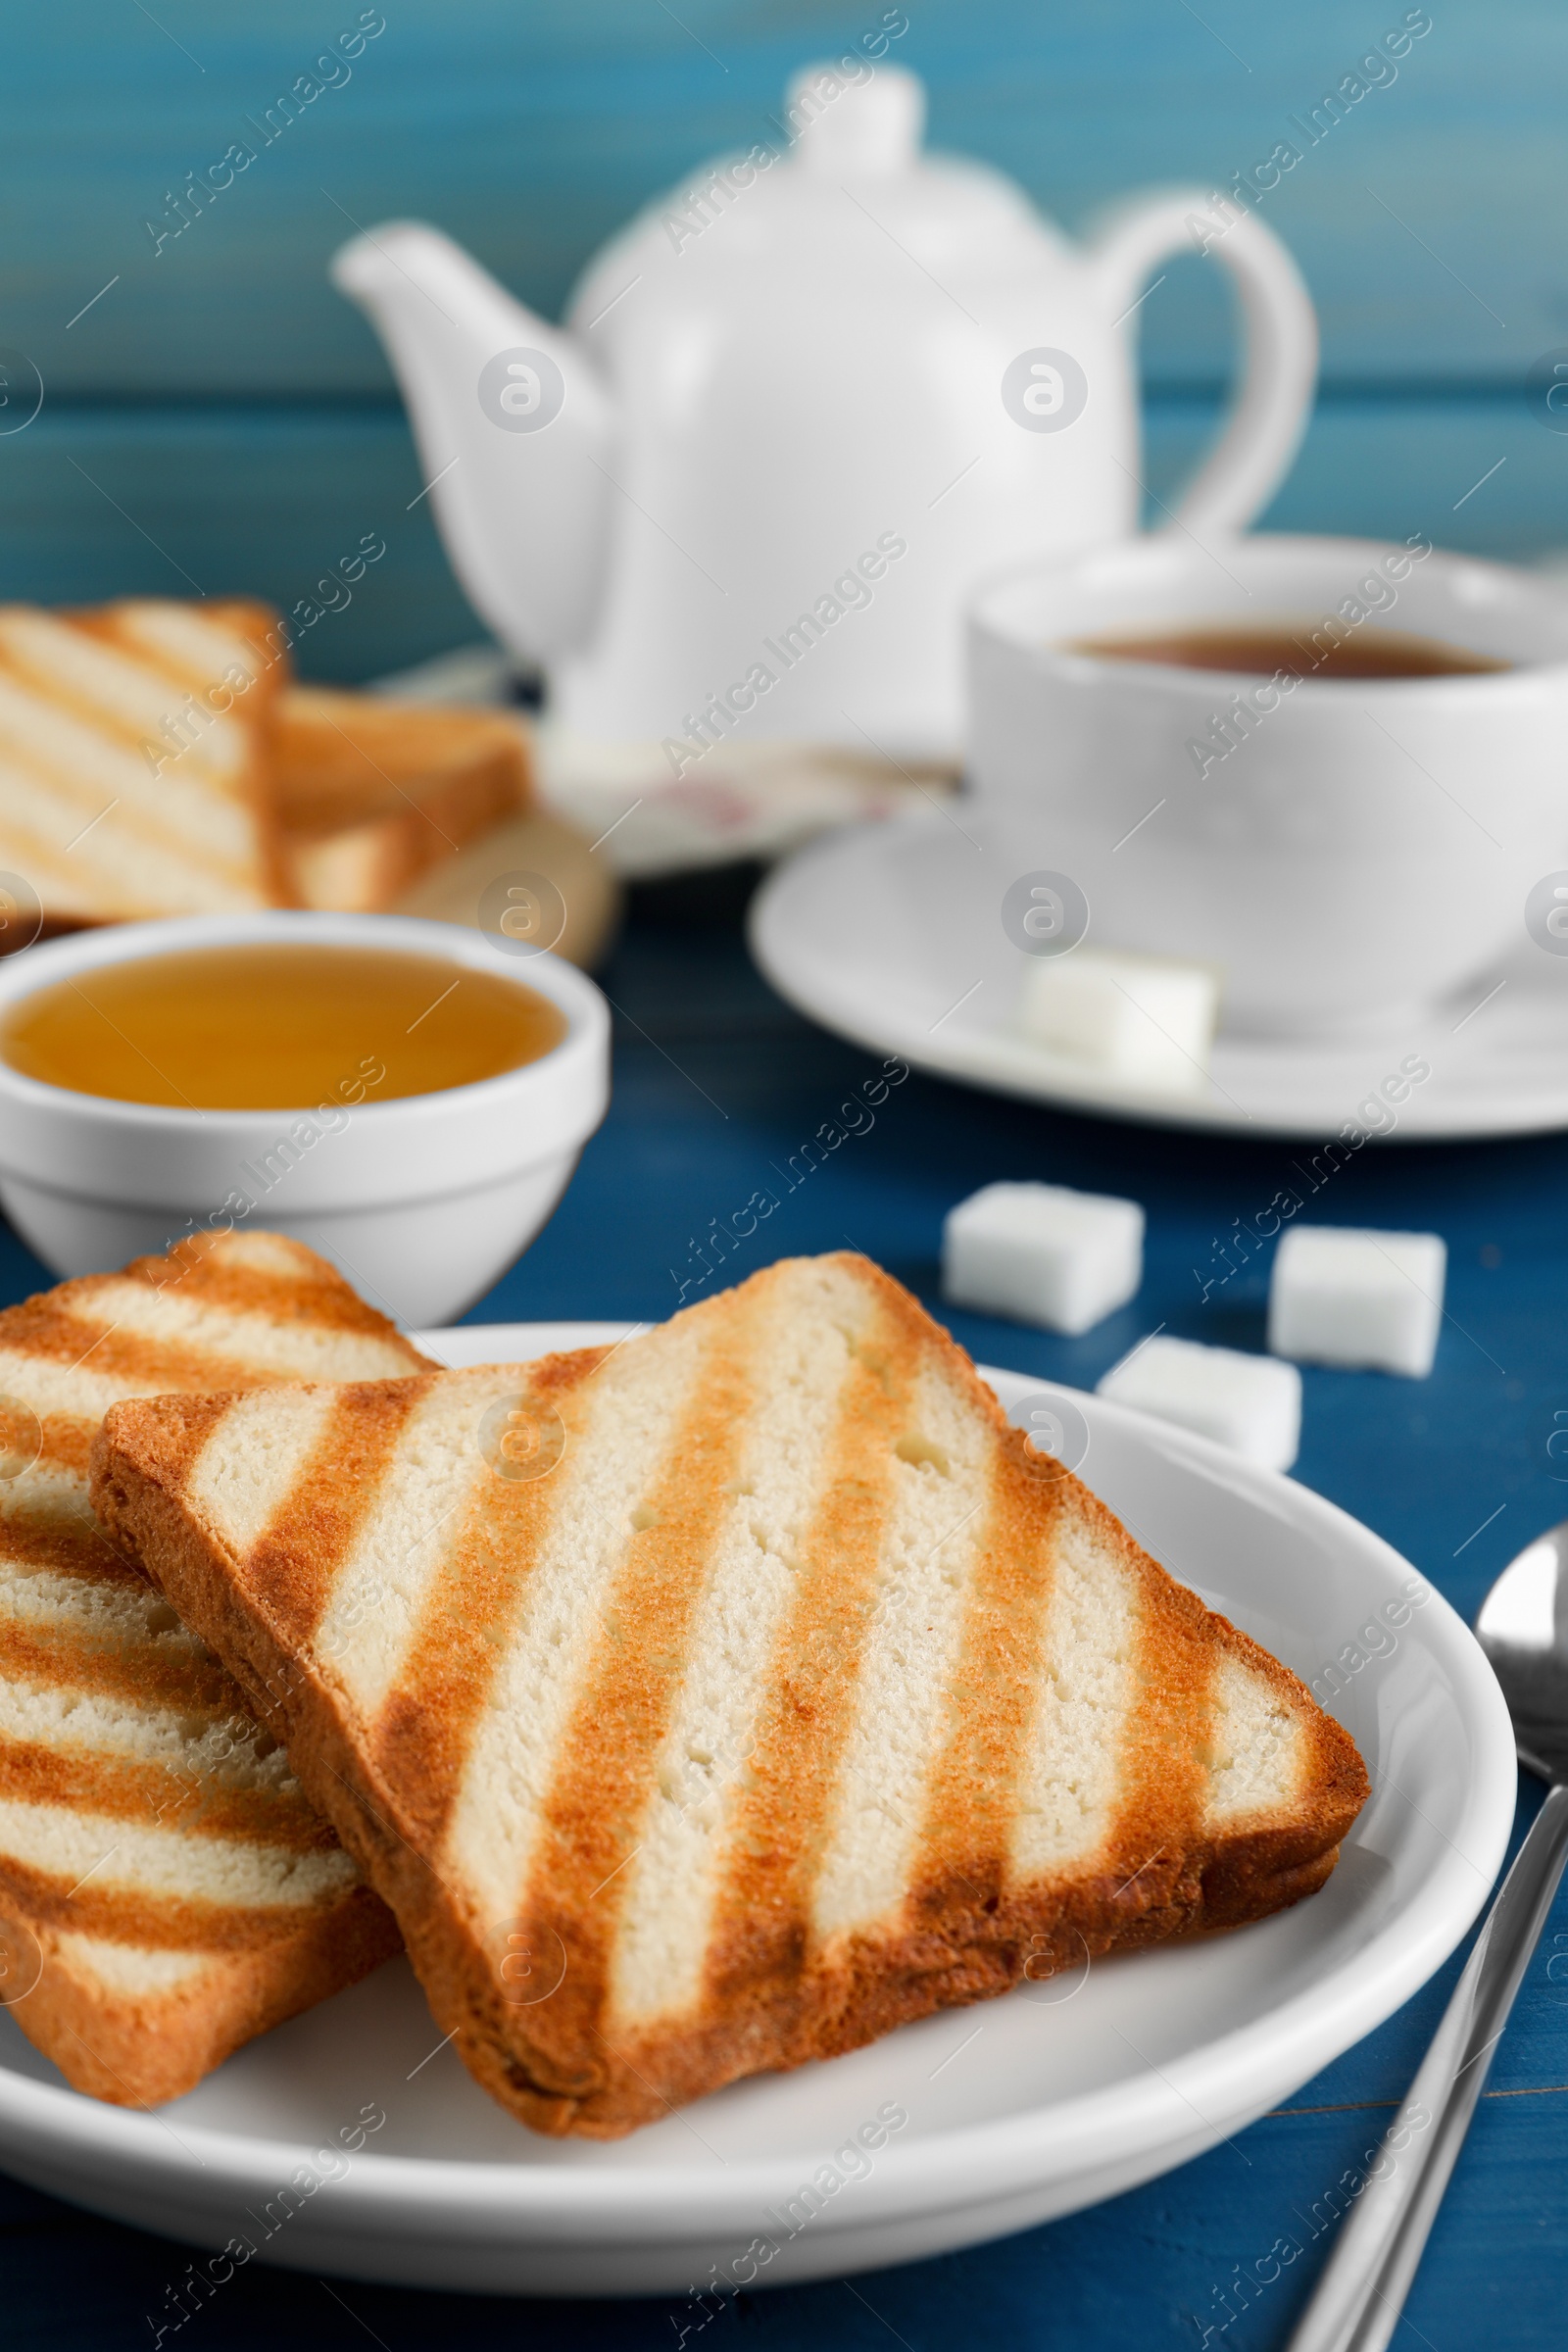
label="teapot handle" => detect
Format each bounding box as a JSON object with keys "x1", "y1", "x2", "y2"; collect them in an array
[{"x1": 1090, "y1": 190, "x2": 1317, "y2": 537}]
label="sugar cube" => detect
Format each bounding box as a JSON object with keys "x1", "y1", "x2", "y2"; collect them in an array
[
  {"x1": 1097, "y1": 1334, "x2": 1301, "y2": 1471},
  {"x1": 1268, "y1": 1225, "x2": 1446, "y2": 1378},
  {"x1": 942, "y1": 1181, "x2": 1144, "y2": 1336},
  {"x1": 1017, "y1": 949, "x2": 1219, "y2": 1091}
]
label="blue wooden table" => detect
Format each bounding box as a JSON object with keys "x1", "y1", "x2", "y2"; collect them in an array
[
  {"x1": 6, "y1": 1, "x2": 1568, "y2": 2336},
  {"x1": 2, "y1": 890, "x2": 1566, "y2": 2349}
]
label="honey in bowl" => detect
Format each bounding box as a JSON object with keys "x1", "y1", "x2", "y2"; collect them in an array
[{"x1": 0, "y1": 943, "x2": 567, "y2": 1111}]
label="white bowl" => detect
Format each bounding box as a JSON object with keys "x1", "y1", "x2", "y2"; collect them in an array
[{"x1": 0, "y1": 912, "x2": 611, "y2": 1326}]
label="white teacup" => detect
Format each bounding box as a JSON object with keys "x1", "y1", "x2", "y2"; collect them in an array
[{"x1": 966, "y1": 534, "x2": 1568, "y2": 1035}]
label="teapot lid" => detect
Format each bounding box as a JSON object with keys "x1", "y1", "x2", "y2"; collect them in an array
[
  {"x1": 786, "y1": 59, "x2": 926, "y2": 176},
  {"x1": 569, "y1": 63, "x2": 1069, "y2": 324}
]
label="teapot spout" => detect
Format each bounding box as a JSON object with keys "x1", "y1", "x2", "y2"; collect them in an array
[{"x1": 331, "y1": 222, "x2": 616, "y2": 663}]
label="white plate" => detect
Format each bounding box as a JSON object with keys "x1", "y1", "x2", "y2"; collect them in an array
[
  {"x1": 749, "y1": 814, "x2": 1568, "y2": 1140},
  {"x1": 0, "y1": 1322, "x2": 1515, "y2": 2296}
]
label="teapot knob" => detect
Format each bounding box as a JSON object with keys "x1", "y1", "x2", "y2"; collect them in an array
[{"x1": 787, "y1": 61, "x2": 925, "y2": 177}]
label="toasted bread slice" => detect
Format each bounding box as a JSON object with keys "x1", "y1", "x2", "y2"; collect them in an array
[
  {"x1": 0, "y1": 1230, "x2": 427, "y2": 2106},
  {"x1": 274, "y1": 687, "x2": 529, "y2": 912},
  {"x1": 93, "y1": 1253, "x2": 1368, "y2": 2137},
  {"x1": 0, "y1": 597, "x2": 292, "y2": 919}
]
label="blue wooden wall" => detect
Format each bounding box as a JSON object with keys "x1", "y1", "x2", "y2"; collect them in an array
[{"x1": 5, "y1": 1, "x2": 1567, "y2": 679}]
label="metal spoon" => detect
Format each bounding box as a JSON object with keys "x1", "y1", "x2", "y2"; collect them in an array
[{"x1": 1287, "y1": 1520, "x2": 1568, "y2": 2352}]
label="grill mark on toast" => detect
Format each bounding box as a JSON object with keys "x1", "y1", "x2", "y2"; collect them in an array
[
  {"x1": 0, "y1": 611, "x2": 240, "y2": 781},
  {"x1": 0, "y1": 1616, "x2": 231, "y2": 1717},
  {"x1": 0, "y1": 1781, "x2": 358, "y2": 1916},
  {"x1": 307, "y1": 1374, "x2": 517, "y2": 1720},
  {"x1": 1005, "y1": 1500, "x2": 1139, "y2": 1915},
  {"x1": 0, "y1": 810, "x2": 113, "y2": 918},
  {"x1": 372, "y1": 1351, "x2": 612, "y2": 1855},
  {"x1": 907, "y1": 1438, "x2": 1066, "y2": 1931},
  {"x1": 1093, "y1": 1523, "x2": 1217, "y2": 1947},
  {"x1": 0, "y1": 1258, "x2": 423, "y2": 1417},
  {"x1": 807, "y1": 1349, "x2": 1005, "y2": 1956},
  {"x1": 0, "y1": 618, "x2": 240, "y2": 763},
  {"x1": 701, "y1": 1291, "x2": 911, "y2": 2027},
  {"x1": 438, "y1": 1336, "x2": 710, "y2": 1939},
  {"x1": 0, "y1": 1850, "x2": 356, "y2": 1953},
  {"x1": 0, "y1": 657, "x2": 261, "y2": 884},
  {"x1": 607, "y1": 1266, "x2": 873, "y2": 2032},
  {"x1": 0, "y1": 1338, "x2": 270, "y2": 1458},
  {"x1": 0, "y1": 1343, "x2": 163, "y2": 1431},
  {"x1": 0, "y1": 1736, "x2": 330, "y2": 1851},
  {"x1": 0, "y1": 1304, "x2": 311, "y2": 1402},
  {"x1": 64, "y1": 1278, "x2": 427, "y2": 1384},
  {"x1": 241, "y1": 1382, "x2": 429, "y2": 1653},
  {"x1": 28, "y1": 1424, "x2": 99, "y2": 1483},
  {"x1": 0, "y1": 1298, "x2": 196, "y2": 1372},
  {"x1": 0, "y1": 1508, "x2": 143, "y2": 1585},
  {"x1": 110, "y1": 1233, "x2": 421, "y2": 1339},
  {"x1": 518, "y1": 1308, "x2": 759, "y2": 2088}
]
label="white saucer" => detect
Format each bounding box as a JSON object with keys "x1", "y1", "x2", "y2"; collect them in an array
[
  {"x1": 750, "y1": 815, "x2": 1568, "y2": 1140},
  {"x1": 0, "y1": 1322, "x2": 1514, "y2": 2295}
]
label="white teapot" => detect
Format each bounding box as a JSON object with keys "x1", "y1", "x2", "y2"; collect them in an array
[{"x1": 333, "y1": 62, "x2": 1315, "y2": 770}]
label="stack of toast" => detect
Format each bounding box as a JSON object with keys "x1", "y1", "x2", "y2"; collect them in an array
[
  {"x1": 0, "y1": 596, "x2": 532, "y2": 929},
  {"x1": 0, "y1": 1230, "x2": 425, "y2": 2105},
  {"x1": 88, "y1": 1248, "x2": 1369, "y2": 2137}
]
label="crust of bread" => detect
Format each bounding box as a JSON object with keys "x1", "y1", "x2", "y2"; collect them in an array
[
  {"x1": 274, "y1": 687, "x2": 529, "y2": 911},
  {"x1": 1, "y1": 1886, "x2": 401, "y2": 2108},
  {"x1": 92, "y1": 1255, "x2": 1370, "y2": 2138}
]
